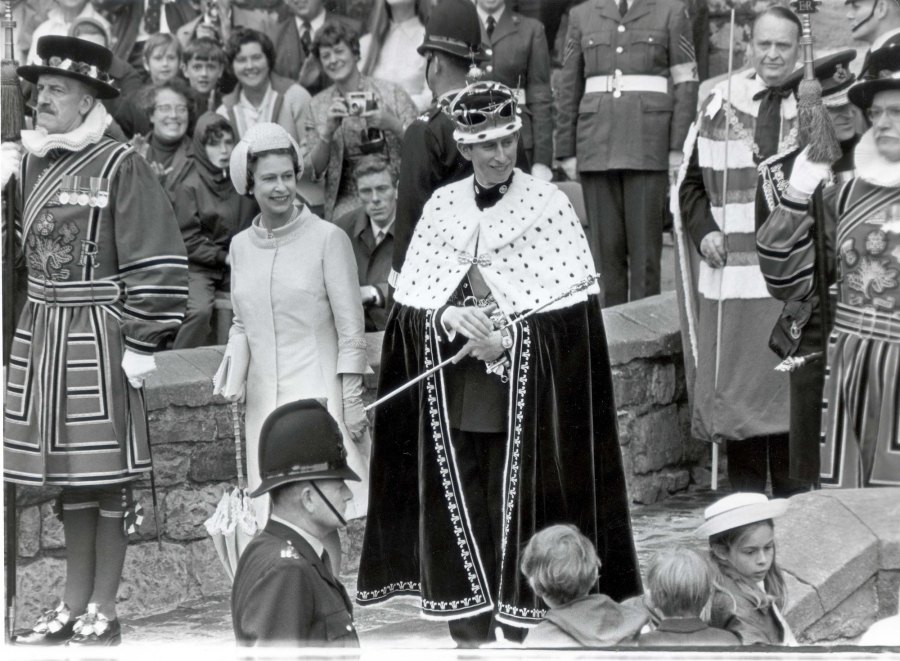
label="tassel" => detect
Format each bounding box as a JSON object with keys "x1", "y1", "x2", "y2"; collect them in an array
[
  {"x1": 797, "y1": 77, "x2": 841, "y2": 163},
  {"x1": 1, "y1": 5, "x2": 26, "y2": 143}
]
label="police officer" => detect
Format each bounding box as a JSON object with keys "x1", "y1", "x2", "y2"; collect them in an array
[
  {"x1": 476, "y1": 0, "x2": 554, "y2": 180},
  {"x1": 845, "y1": 0, "x2": 900, "y2": 80},
  {"x1": 556, "y1": 0, "x2": 699, "y2": 307},
  {"x1": 231, "y1": 399, "x2": 360, "y2": 648}
]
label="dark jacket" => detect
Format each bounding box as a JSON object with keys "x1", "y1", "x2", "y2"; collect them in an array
[
  {"x1": 232, "y1": 519, "x2": 359, "y2": 647},
  {"x1": 175, "y1": 113, "x2": 257, "y2": 271},
  {"x1": 638, "y1": 617, "x2": 740, "y2": 647},
  {"x1": 272, "y1": 11, "x2": 361, "y2": 97},
  {"x1": 93, "y1": 0, "x2": 199, "y2": 62},
  {"x1": 480, "y1": 10, "x2": 553, "y2": 167},
  {"x1": 333, "y1": 206, "x2": 393, "y2": 331},
  {"x1": 524, "y1": 594, "x2": 649, "y2": 648}
]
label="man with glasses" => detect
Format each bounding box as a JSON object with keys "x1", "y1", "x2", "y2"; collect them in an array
[
  {"x1": 757, "y1": 50, "x2": 862, "y2": 488},
  {"x1": 358, "y1": 81, "x2": 640, "y2": 647},
  {"x1": 232, "y1": 400, "x2": 360, "y2": 647},
  {"x1": 758, "y1": 44, "x2": 900, "y2": 488}
]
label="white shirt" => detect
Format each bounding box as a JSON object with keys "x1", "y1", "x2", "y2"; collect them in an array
[
  {"x1": 476, "y1": 5, "x2": 505, "y2": 32},
  {"x1": 370, "y1": 218, "x2": 395, "y2": 244},
  {"x1": 295, "y1": 9, "x2": 326, "y2": 43},
  {"x1": 270, "y1": 514, "x2": 324, "y2": 557},
  {"x1": 359, "y1": 16, "x2": 431, "y2": 111}
]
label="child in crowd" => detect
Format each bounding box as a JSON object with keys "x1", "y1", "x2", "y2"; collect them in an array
[
  {"x1": 521, "y1": 525, "x2": 648, "y2": 648},
  {"x1": 172, "y1": 112, "x2": 257, "y2": 349},
  {"x1": 142, "y1": 32, "x2": 182, "y2": 85},
  {"x1": 180, "y1": 36, "x2": 228, "y2": 122},
  {"x1": 638, "y1": 547, "x2": 739, "y2": 647},
  {"x1": 698, "y1": 493, "x2": 796, "y2": 645}
]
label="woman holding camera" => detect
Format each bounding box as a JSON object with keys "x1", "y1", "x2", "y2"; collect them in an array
[{"x1": 300, "y1": 22, "x2": 417, "y2": 220}]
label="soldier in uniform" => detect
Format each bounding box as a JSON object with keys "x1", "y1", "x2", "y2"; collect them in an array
[
  {"x1": 555, "y1": 0, "x2": 699, "y2": 306},
  {"x1": 3, "y1": 36, "x2": 188, "y2": 646},
  {"x1": 232, "y1": 399, "x2": 360, "y2": 647},
  {"x1": 475, "y1": 0, "x2": 554, "y2": 180},
  {"x1": 845, "y1": 0, "x2": 900, "y2": 79}
]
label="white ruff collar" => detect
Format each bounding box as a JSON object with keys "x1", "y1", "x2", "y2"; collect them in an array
[
  {"x1": 705, "y1": 68, "x2": 798, "y2": 121},
  {"x1": 394, "y1": 170, "x2": 599, "y2": 315},
  {"x1": 854, "y1": 129, "x2": 900, "y2": 187},
  {"x1": 21, "y1": 103, "x2": 112, "y2": 157}
]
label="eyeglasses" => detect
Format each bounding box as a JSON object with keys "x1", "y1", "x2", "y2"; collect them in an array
[
  {"x1": 866, "y1": 106, "x2": 900, "y2": 123},
  {"x1": 154, "y1": 104, "x2": 189, "y2": 116}
]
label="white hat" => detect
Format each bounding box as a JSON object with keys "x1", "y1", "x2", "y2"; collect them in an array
[
  {"x1": 695, "y1": 493, "x2": 788, "y2": 539},
  {"x1": 229, "y1": 123, "x2": 304, "y2": 196}
]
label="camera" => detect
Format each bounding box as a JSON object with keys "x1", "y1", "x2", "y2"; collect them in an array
[{"x1": 346, "y1": 91, "x2": 377, "y2": 116}]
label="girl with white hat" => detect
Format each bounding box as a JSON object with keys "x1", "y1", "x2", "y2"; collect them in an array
[{"x1": 696, "y1": 493, "x2": 796, "y2": 645}]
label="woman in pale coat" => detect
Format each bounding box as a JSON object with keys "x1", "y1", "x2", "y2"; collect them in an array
[{"x1": 215, "y1": 123, "x2": 368, "y2": 569}]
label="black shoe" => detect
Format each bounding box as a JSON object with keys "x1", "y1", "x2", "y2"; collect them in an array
[
  {"x1": 14, "y1": 602, "x2": 75, "y2": 645},
  {"x1": 66, "y1": 604, "x2": 122, "y2": 646}
]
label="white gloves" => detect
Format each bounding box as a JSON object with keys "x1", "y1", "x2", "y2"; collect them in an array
[
  {"x1": 1, "y1": 142, "x2": 22, "y2": 188},
  {"x1": 531, "y1": 163, "x2": 553, "y2": 182},
  {"x1": 788, "y1": 147, "x2": 831, "y2": 199},
  {"x1": 557, "y1": 157, "x2": 578, "y2": 182},
  {"x1": 341, "y1": 373, "x2": 368, "y2": 443},
  {"x1": 121, "y1": 350, "x2": 156, "y2": 388}
]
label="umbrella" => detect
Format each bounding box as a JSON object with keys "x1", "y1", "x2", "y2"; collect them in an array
[{"x1": 204, "y1": 401, "x2": 258, "y2": 582}]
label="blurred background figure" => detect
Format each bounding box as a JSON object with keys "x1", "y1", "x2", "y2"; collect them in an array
[
  {"x1": 173, "y1": 113, "x2": 257, "y2": 349},
  {"x1": 133, "y1": 79, "x2": 196, "y2": 205},
  {"x1": 475, "y1": 0, "x2": 553, "y2": 180},
  {"x1": 300, "y1": 22, "x2": 417, "y2": 220},
  {"x1": 334, "y1": 155, "x2": 397, "y2": 331},
  {"x1": 359, "y1": 0, "x2": 432, "y2": 111},
  {"x1": 141, "y1": 31, "x2": 181, "y2": 85},
  {"x1": 273, "y1": 0, "x2": 360, "y2": 97},
  {"x1": 180, "y1": 36, "x2": 227, "y2": 124},
  {"x1": 27, "y1": 0, "x2": 109, "y2": 64}
]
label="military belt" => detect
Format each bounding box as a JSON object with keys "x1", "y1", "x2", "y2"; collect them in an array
[
  {"x1": 27, "y1": 277, "x2": 122, "y2": 307},
  {"x1": 585, "y1": 73, "x2": 668, "y2": 97}
]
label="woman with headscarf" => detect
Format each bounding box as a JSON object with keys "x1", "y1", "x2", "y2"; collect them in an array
[
  {"x1": 214, "y1": 123, "x2": 369, "y2": 571},
  {"x1": 173, "y1": 113, "x2": 258, "y2": 349}
]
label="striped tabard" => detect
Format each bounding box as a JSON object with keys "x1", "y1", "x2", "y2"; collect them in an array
[{"x1": 3, "y1": 137, "x2": 188, "y2": 486}]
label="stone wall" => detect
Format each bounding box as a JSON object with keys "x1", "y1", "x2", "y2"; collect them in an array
[{"x1": 12, "y1": 292, "x2": 703, "y2": 625}]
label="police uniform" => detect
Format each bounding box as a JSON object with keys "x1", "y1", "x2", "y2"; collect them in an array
[
  {"x1": 231, "y1": 519, "x2": 359, "y2": 647},
  {"x1": 478, "y1": 7, "x2": 553, "y2": 168},
  {"x1": 556, "y1": 0, "x2": 698, "y2": 306},
  {"x1": 230, "y1": 399, "x2": 361, "y2": 648}
]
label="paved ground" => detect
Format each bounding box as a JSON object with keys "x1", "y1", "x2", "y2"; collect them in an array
[{"x1": 120, "y1": 487, "x2": 721, "y2": 648}]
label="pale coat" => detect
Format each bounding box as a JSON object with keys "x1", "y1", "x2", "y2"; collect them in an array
[{"x1": 227, "y1": 206, "x2": 369, "y2": 520}]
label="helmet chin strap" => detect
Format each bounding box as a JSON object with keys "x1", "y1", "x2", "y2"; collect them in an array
[
  {"x1": 851, "y1": 0, "x2": 880, "y2": 33},
  {"x1": 311, "y1": 481, "x2": 348, "y2": 527}
]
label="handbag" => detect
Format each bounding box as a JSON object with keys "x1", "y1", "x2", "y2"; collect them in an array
[{"x1": 213, "y1": 332, "x2": 250, "y2": 400}]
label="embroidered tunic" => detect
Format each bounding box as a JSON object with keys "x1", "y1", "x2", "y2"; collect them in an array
[
  {"x1": 673, "y1": 69, "x2": 797, "y2": 442},
  {"x1": 4, "y1": 137, "x2": 189, "y2": 486},
  {"x1": 358, "y1": 172, "x2": 641, "y2": 626},
  {"x1": 756, "y1": 130, "x2": 900, "y2": 487}
]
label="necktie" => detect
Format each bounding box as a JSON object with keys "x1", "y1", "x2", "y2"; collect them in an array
[
  {"x1": 300, "y1": 20, "x2": 312, "y2": 53},
  {"x1": 752, "y1": 86, "x2": 790, "y2": 162},
  {"x1": 145, "y1": 0, "x2": 162, "y2": 35},
  {"x1": 321, "y1": 549, "x2": 335, "y2": 579},
  {"x1": 486, "y1": 15, "x2": 496, "y2": 38},
  {"x1": 375, "y1": 230, "x2": 385, "y2": 246},
  {"x1": 618, "y1": 0, "x2": 628, "y2": 18}
]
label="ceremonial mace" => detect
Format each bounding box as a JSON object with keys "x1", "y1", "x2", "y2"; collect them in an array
[
  {"x1": 364, "y1": 275, "x2": 599, "y2": 412},
  {"x1": 711, "y1": 7, "x2": 737, "y2": 491},
  {"x1": 2, "y1": 1, "x2": 24, "y2": 640}
]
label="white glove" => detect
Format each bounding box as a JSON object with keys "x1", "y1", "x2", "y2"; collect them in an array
[
  {"x1": 121, "y1": 350, "x2": 156, "y2": 388},
  {"x1": 341, "y1": 373, "x2": 368, "y2": 443},
  {"x1": 1, "y1": 142, "x2": 22, "y2": 188},
  {"x1": 787, "y1": 147, "x2": 831, "y2": 199},
  {"x1": 531, "y1": 163, "x2": 553, "y2": 182}
]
